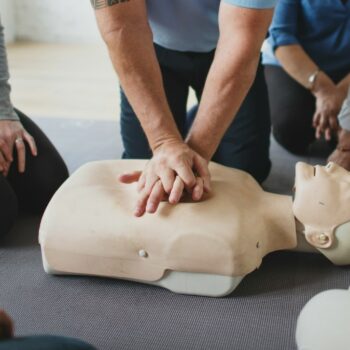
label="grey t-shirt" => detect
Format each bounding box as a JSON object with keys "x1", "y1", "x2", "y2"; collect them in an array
[{"x1": 0, "y1": 17, "x2": 19, "y2": 121}]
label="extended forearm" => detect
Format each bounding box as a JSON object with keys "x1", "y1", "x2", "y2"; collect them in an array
[
  {"x1": 186, "y1": 45, "x2": 259, "y2": 160},
  {"x1": 186, "y1": 5, "x2": 272, "y2": 160},
  {"x1": 95, "y1": 8, "x2": 181, "y2": 151}
]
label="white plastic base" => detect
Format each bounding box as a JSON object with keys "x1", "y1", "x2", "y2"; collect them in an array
[
  {"x1": 42, "y1": 253, "x2": 243, "y2": 297},
  {"x1": 296, "y1": 287, "x2": 350, "y2": 350}
]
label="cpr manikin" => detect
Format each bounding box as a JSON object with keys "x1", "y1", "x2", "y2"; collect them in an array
[{"x1": 39, "y1": 161, "x2": 350, "y2": 297}]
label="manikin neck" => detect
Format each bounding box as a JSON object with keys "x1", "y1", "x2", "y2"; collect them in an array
[
  {"x1": 259, "y1": 192, "x2": 298, "y2": 253},
  {"x1": 260, "y1": 192, "x2": 318, "y2": 254}
]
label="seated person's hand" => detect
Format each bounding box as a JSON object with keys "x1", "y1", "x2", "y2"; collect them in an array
[
  {"x1": 312, "y1": 81, "x2": 345, "y2": 141},
  {"x1": 328, "y1": 129, "x2": 350, "y2": 171},
  {"x1": 119, "y1": 141, "x2": 211, "y2": 217},
  {"x1": 0, "y1": 120, "x2": 37, "y2": 176},
  {"x1": 0, "y1": 310, "x2": 14, "y2": 340}
]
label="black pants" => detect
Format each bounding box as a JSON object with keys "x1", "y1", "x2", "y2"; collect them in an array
[
  {"x1": 120, "y1": 44, "x2": 272, "y2": 183},
  {"x1": 0, "y1": 110, "x2": 69, "y2": 237},
  {"x1": 264, "y1": 65, "x2": 347, "y2": 155}
]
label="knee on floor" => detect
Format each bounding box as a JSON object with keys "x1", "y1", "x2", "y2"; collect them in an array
[{"x1": 272, "y1": 122, "x2": 312, "y2": 155}]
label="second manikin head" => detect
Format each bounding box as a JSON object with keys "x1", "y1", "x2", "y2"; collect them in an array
[{"x1": 293, "y1": 162, "x2": 350, "y2": 265}]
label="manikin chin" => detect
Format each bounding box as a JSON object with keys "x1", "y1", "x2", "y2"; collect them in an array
[{"x1": 39, "y1": 160, "x2": 350, "y2": 297}]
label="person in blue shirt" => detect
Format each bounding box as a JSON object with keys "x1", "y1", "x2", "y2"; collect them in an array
[
  {"x1": 262, "y1": 0, "x2": 350, "y2": 166},
  {"x1": 91, "y1": 0, "x2": 276, "y2": 216}
]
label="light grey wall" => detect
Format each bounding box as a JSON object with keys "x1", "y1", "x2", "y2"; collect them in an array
[
  {"x1": 0, "y1": 0, "x2": 16, "y2": 42},
  {"x1": 1, "y1": 0, "x2": 101, "y2": 43}
]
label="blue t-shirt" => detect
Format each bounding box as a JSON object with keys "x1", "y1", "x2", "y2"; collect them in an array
[
  {"x1": 147, "y1": 0, "x2": 277, "y2": 52},
  {"x1": 262, "y1": 0, "x2": 350, "y2": 74}
]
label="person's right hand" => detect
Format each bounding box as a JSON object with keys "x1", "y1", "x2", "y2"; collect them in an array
[
  {"x1": 312, "y1": 76, "x2": 345, "y2": 140},
  {"x1": 0, "y1": 310, "x2": 14, "y2": 340},
  {"x1": 0, "y1": 120, "x2": 37, "y2": 176},
  {"x1": 120, "y1": 140, "x2": 211, "y2": 217}
]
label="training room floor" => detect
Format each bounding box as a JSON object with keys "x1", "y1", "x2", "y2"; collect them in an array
[{"x1": 1, "y1": 116, "x2": 349, "y2": 350}]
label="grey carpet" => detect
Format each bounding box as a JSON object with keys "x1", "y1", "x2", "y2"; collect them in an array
[{"x1": 1, "y1": 118, "x2": 349, "y2": 350}]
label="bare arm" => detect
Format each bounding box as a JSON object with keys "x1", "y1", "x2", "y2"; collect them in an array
[
  {"x1": 93, "y1": 0, "x2": 210, "y2": 216},
  {"x1": 276, "y1": 45, "x2": 347, "y2": 139},
  {"x1": 186, "y1": 4, "x2": 273, "y2": 160},
  {"x1": 92, "y1": 0, "x2": 181, "y2": 150}
]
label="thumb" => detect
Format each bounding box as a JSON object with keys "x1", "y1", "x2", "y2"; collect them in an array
[{"x1": 118, "y1": 171, "x2": 142, "y2": 184}]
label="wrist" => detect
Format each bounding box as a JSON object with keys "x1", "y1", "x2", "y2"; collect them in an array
[
  {"x1": 186, "y1": 138, "x2": 212, "y2": 162},
  {"x1": 151, "y1": 136, "x2": 183, "y2": 154},
  {"x1": 311, "y1": 72, "x2": 335, "y2": 97}
]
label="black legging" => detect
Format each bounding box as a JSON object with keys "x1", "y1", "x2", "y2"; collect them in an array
[
  {"x1": 0, "y1": 109, "x2": 68, "y2": 237},
  {"x1": 264, "y1": 65, "x2": 348, "y2": 155}
]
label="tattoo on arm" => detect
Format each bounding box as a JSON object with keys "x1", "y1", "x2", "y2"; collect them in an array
[{"x1": 91, "y1": 0, "x2": 130, "y2": 9}]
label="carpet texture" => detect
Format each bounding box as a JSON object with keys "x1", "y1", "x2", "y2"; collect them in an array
[{"x1": 1, "y1": 118, "x2": 349, "y2": 350}]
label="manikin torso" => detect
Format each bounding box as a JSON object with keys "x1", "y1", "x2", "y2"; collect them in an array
[{"x1": 39, "y1": 160, "x2": 350, "y2": 297}]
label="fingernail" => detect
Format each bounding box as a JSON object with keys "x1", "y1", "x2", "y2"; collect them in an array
[{"x1": 146, "y1": 203, "x2": 155, "y2": 213}]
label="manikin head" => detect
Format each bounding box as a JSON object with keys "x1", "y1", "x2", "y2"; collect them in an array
[{"x1": 293, "y1": 162, "x2": 350, "y2": 265}]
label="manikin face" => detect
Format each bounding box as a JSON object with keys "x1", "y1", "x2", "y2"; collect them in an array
[{"x1": 293, "y1": 162, "x2": 350, "y2": 265}]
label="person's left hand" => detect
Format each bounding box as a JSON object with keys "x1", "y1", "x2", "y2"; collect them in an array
[
  {"x1": 313, "y1": 87, "x2": 345, "y2": 140},
  {"x1": 0, "y1": 310, "x2": 14, "y2": 340},
  {"x1": 328, "y1": 129, "x2": 350, "y2": 171}
]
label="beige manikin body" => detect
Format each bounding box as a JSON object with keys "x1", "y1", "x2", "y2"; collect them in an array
[{"x1": 39, "y1": 160, "x2": 350, "y2": 297}]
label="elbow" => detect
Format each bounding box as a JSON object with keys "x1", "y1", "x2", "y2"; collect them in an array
[{"x1": 100, "y1": 22, "x2": 152, "y2": 48}]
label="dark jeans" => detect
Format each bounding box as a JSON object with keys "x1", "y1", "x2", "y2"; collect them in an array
[
  {"x1": 0, "y1": 109, "x2": 69, "y2": 237},
  {"x1": 120, "y1": 44, "x2": 271, "y2": 183},
  {"x1": 264, "y1": 64, "x2": 348, "y2": 155},
  {"x1": 0, "y1": 335, "x2": 95, "y2": 350}
]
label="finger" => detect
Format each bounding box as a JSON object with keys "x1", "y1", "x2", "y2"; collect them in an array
[
  {"x1": 0, "y1": 151, "x2": 6, "y2": 172},
  {"x1": 325, "y1": 128, "x2": 332, "y2": 141},
  {"x1": 134, "y1": 174, "x2": 159, "y2": 216},
  {"x1": 146, "y1": 180, "x2": 165, "y2": 214},
  {"x1": 329, "y1": 116, "x2": 338, "y2": 131},
  {"x1": 15, "y1": 138, "x2": 26, "y2": 173},
  {"x1": 134, "y1": 189, "x2": 150, "y2": 217},
  {"x1": 315, "y1": 125, "x2": 322, "y2": 139},
  {"x1": 3, "y1": 161, "x2": 10, "y2": 177},
  {"x1": 319, "y1": 114, "x2": 328, "y2": 132},
  {"x1": 118, "y1": 171, "x2": 142, "y2": 184},
  {"x1": 175, "y1": 163, "x2": 196, "y2": 189},
  {"x1": 312, "y1": 112, "x2": 321, "y2": 128},
  {"x1": 144, "y1": 173, "x2": 159, "y2": 194},
  {"x1": 137, "y1": 172, "x2": 146, "y2": 192},
  {"x1": 192, "y1": 177, "x2": 204, "y2": 201},
  {"x1": 193, "y1": 155, "x2": 211, "y2": 192},
  {"x1": 0, "y1": 140, "x2": 13, "y2": 163},
  {"x1": 159, "y1": 169, "x2": 175, "y2": 194},
  {"x1": 23, "y1": 131, "x2": 37, "y2": 157},
  {"x1": 169, "y1": 176, "x2": 185, "y2": 204}
]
